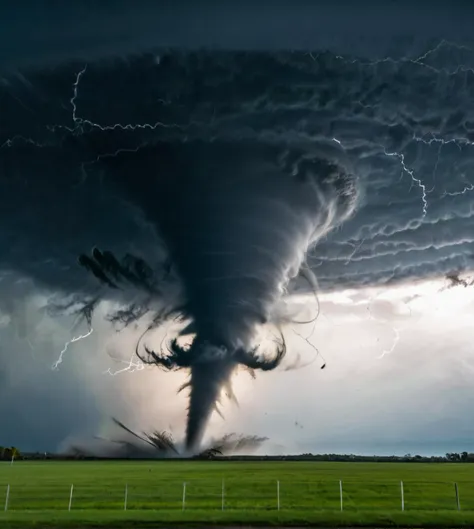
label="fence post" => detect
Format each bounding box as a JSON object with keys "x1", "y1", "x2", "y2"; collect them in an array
[
  {"x1": 182, "y1": 482, "x2": 186, "y2": 511},
  {"x1": 124, "y1": 484, "x2": 128, "y2": 511},
  {"x1": 4, "y1": 485, "x2": 10, "y2": 512},
  {"x1": 339, "y1": 480, "x2": 343, "y2": 512},
  {"x1": 68, "y1": 484, "x2": 74, "y2": 511},
  {"x1": 221, "y1": 479, "x2": 225, "y2": 511},
  {"x1": 400, "y1": 481, "x2": 405, "y2": 511},
  {"x1": 454, "y1": 482, "x2": 461, "y2": 511},
  {"x1": 277, "y1": 480, "x2": 280, "y2": 511}
]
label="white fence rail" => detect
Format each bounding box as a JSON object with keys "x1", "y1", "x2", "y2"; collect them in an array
[{"x1": 0, "y1": 480, "x2": 470, "y2": 512}]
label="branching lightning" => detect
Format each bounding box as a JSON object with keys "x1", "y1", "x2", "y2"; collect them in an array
[
  {"x1": 51, "y1": 327, "x2": 93, "y2": 371},
  {"x1": 70, "y1": 65, "x2": 87, "y2": 131},
  {"x1": 330, "y1": 40, "x2": 474, "y2": 219},
  {"x1": 334, "y1": 137, "x2": 428, "y2": 218},
  {"x1": 414, "y1": 134, "x2": 474, "y2": 149},
  {"x1": 66, "y1": 65, "x2": 181, "y2": 134},
  {"x1": 103, "y1": 354, "x2": 146, "y2": 376},
  {"x1": 413, "y1": 134, "x2": 474, "y2": 197},
  {"x1": 78, "y1": 145, "x2": 147, "y2": 186},
  {"x1": 380, "y1": 147, "x2": 428, "y2": 219},
  {"x1": 2, "y1": 63, "x2": 183, "y2": 149},
  {"x1": 376, "y1": 325, "x2": 400, "y2": 360},
  {"x1": 443, "y1": 182, "x2": 474, "y2": 198},
  {"x1": 102, "y1": 324, "x2": 172, "y2": 377},
  {"x1": 336, "y1": 39, "x2": 474, "y2": 75}
]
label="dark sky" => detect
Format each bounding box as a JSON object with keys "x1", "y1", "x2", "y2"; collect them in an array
[
  {"x1": 1, "y1": 1, "x2": 474, "y2": 453},
  {"x1": 1, "y1": 2, "x2": 474, "y2": 70},
  {"x1": 2, "y1": 38, "x2": 474, "y2": 291}
]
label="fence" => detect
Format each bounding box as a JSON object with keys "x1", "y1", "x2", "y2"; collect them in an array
[{"x1": 2, "y1": 479, "x2": 474, "y2": 512}]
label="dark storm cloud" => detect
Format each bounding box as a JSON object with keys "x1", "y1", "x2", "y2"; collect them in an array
[
  {"x1": 1, "y1": 2, "x2": 474, "y2": 70},
  {"x1": 2, "y1": 47, "x2": 474, "y2": 293},
  {"x1": 2, "y1": 18, "x2": 474, "y2": 450}
]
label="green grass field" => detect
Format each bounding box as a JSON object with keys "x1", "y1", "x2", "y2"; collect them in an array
[{"x1": 1, "y1": 460, "x2": 474, "y2": 527}]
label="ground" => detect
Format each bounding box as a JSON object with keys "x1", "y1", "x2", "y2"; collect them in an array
[{"x1": 1, "y1": 460, "x2": 474, "y2": 527}]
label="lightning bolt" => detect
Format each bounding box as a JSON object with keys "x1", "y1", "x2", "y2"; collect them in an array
[
  {"x1": 64, "y1": 65, "x2": 181, "y2": 134},
  {"x1": 63, "y1": 63, "x2": 184, "y2": 181},
  {"x1": 3, "y1": 39, "x2": 473, "y2": 151},
  {"x1": 1, "y1": 136, "x2": 52, "y2": 149},
  {"x1": 70, "y1": 65, "x2": 87, "y2": 130},
  {"x1": 103, "y1": 354, "x2": 146, "y2": 376},
  {"x1": 414, "y1": 134, "x2": 474, "y2": 149},
  {"x1": 381, "y1": 147, "x2": 428, "y2": 218},
  {"x1": 413, "y1": 134, "x2": 474, "y2": 197},
  {"x1": 335, "y1": 39, "x2": 474, "y2": 75},
  {"x1": 333, "y1": 137, "x2": 428, "y2": 218},
  {"x1": 4, "y1": 63, "x2": 183, "y2": 147},
  {"x1": 366, "y1": 297, "x2": 401, "y2": 360},
  {"x1": 330, "y1": 40, "x2": 474, "y2": 218},
  {"x1": 376, "y1": 325, "x2": 400, "y2": 360},
  {"x1": 443, "y1": 182, "x2": 474, "y2": 198},
  {"x1": 78, "y1": 145, "x2": 147, "y2": 186},
  {"x1": 412, "y1": 39, "x2": 474, "y2": 75},
  {"x1": 103, "y1": 325, "x2": 172, "y2": 376},
  {"x1": 51, "y1": 327, "x2": 93, "y2": 371}
]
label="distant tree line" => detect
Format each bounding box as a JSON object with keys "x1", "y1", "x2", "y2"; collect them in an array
[
  {"x1": 445, "y1": 452, "x2": 474, "y2": 462},
  {"x1": 205, "y1": 453, "x2": 474, "y2": 463},
  {"x1": 0, "y1": 446, "x2": 21, "y2": 461},
  {"x1": 14, "y1": 451, "x2": 474, "y2": 462}
]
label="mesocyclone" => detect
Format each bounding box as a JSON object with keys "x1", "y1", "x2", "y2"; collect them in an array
[{"x1": 104, "y1": 140, "x2": 358, "y2": 450}]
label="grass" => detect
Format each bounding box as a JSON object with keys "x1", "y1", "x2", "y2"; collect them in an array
[{"x1": 0, "y1": 460, "x2": 473, "y2": 527}]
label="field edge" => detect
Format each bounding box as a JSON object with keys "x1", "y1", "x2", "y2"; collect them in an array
[{"x1": 2, "y1": 509, "x2": 474, "y2": 528}]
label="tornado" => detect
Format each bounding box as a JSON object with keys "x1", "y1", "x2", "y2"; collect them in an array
[{"x1": 99, "y1": 140, "x2": 358, "y2": 452}]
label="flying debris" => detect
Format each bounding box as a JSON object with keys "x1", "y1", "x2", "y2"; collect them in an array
[
  {"x1": 47, "y1": 296, "x2": 98, "y2": 327},
  {"x1": 78, "y1": 254, "x2": 119, "y2": 289},
  {"x1": 445, "y1": 273, "x2": 469, "y2": 288},
  {"x1": 112, "y1": 418, "x2": 178, "y2": 455},
  {"x1": 79, "y1": 247, "x2": 158, "y2": 292},
  {"x1": 65, "y1": 418, "x2": 268, "y2": 458}
]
